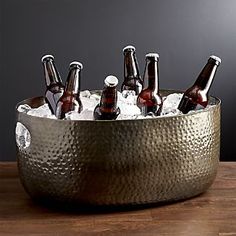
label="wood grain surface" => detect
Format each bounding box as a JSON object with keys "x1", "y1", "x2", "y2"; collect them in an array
[{"x1": 0, "y1": 162, "x2": 236, "y2": 236}]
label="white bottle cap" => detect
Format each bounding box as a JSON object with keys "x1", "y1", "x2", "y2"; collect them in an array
[
  {"x1": 41, "y1": 54, "x2": 54, "y2": 62},
  {"x1": 123, "y1": 45, "x2": 136, "y2": 52},
  {"x1": 104, "y1": 75, "x2": 119, "y2": 87},
  {"x1": 210, "y1": 55, "x2": 221, "y2": 64},
  {"x1": 146, "y1": 53, "x2": 160, "y2": 59},
  {"x1": 69, "y1": 61, "x2": 83, "y2": 69}
]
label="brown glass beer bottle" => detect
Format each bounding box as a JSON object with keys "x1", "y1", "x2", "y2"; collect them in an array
[
  {"x1": 93, "y1": 75, "x2": 120, "y2": 120},
  {"x1": 137, "y1": 53, "x2": 163, "y2": 116},
  {"x1": 42, "y1": 55, "x2": 64, "y2": 114},
  {"x1": 56, "y1": 62, "x2": 83, "y2": 119},
  {"x1": 121, "y1": 45, "x2": 143, "y2": 96},
  {"x1": 178, "y1": 55, "x2": 221, "y2": 114}
]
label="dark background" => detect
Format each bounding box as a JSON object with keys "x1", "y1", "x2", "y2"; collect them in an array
[{"x1": 1, "y1": 0, "x2": 236, "y2": 161}]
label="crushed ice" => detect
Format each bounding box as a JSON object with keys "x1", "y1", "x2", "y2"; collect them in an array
[
  {"x1": 161, "y1": 93, "x2": 182, "y2": 116},
  {"x1": 18, "y1": 103, "x2": 57, "y2": 119},
  {"x1": 17, "y1": 91, "x2": 184, "y2": 120}
]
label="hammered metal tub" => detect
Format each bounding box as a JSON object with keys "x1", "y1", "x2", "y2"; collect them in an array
[{"x1": 15, "y1": 90, "x2": 221, "y2": 206}]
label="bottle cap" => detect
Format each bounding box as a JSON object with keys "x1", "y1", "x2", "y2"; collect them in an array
[
  {"x1": 146, "y1": 53, "x2": 160, "y2": 62},
  {"x1": 146, "y1": 53, "x2": 159, "y2": 59},
  {"x1": 209, "y1": 55, "x2": 221, "y2": 65},
  {"x1": 123, "y1": 45, "x2": 136, "y2": 53},
  {"x1": 41, "y1": 54, "x2": 54, "y2": 62},
  {"x1": 104, "y1": 75, "x2": 119, "y2": 87},
  {"x1": 69, "y1": 61, "x2": 83, "y2": 70}
]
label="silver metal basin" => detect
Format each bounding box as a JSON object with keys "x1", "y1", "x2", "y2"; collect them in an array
[{"x1": 16, "y1": 90, "x2": 221, "y2": 206}]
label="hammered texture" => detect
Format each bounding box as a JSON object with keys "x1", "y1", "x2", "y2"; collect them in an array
[{"x1": 16, "y1": 90, "x2": 221, "y2": 206}]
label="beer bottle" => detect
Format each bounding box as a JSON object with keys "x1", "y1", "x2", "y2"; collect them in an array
[
  {"x1": 121, "y1": 45, "x2": 143, "y2": 96},
  {"x1": 93, "y1": 75, "x2": 120, "y2": 120},
  {"x1": 137, "y1": 53, "x2": 163, "y2": 116},
  {"x1": 42, "y1": 55, "x2": 64, "y2": 114},
  {"x1": 178, "y1": 55, "x2": 221, "y2": 114},
  {"x1": 56, "y1": 62, "x2": 83, "y2": 119}
]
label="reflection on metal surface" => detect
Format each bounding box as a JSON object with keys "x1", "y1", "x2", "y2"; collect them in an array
[
  {"x1": 15, "y1": 122, "x2": 31, "y2": 149},
  {"x1": 16, "y1": 90, "x2": 221, "y2": 206}
]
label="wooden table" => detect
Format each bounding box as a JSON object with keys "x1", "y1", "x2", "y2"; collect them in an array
[{"x1": 0, "y1": 162, "x2": 236, "y2": 236}]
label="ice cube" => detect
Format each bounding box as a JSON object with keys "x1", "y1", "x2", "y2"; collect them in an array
[
  {"x1": 81, "y1": 97, "x2": 99, "y2": 111},
  {"x1": 117, "y1": 114, "x2": 139, "y2": 120},
  {"x1": 126, "y1": 94, "x2": 137, "y2": 106},
  {"x1": 80, "y1": 90, "x2": 91, "y2": 98},
  {"x1": 117, "y1": 91, "x2": 127, "y2": 103},
  {"x1": 161, "y1": 93, "x2": 183, "y2": 116},
  {"x1": 27, "y1": 103, "x2": 56, "y2": 119},
  {"x1": 162, "y1": 109, "x2": 182, "y2": 117},
  {"x1": 45, "y1": 114, "x2": 57, "y2": 119},
  {"x1": 17, "y1": 104, "x2": 32, "y2": 113},
  {"x1": 65, "y1": 109, "x2": 94, "y2": 120},
  {"x1": 121, "y1": 90, "x2": 136, "y2": 99},
  {"x1": 135, "y1": 114, "x2": 155, "y2": 120},
  {"x1": 117, "y1": 91, "x2": 140, "y2": 117},
  {"x1": 121, "y1": 113, "x2": 160, "y2": 120},
  {"x1": 118, "y1": 102, "x2": 141, "y2": 116},
  {"x1": 118, "y1": 91, "x2": 137, "y2": 105},
  {"x1": 90, "y1": 93, "x2": 101, "y2": 102}
]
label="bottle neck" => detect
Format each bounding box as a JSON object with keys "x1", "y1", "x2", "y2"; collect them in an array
[
  {"x1": 124, "y1": 51, "x2": 140, "y2": 79},
  {"x1": 100, "y1": 85, "x2": 118, "y2": 112},
  {"x1": 43, "y1": 60, "x2": 62, "y2": 87},
  {"x1": 194, "y1": 61, "x2": 219, "y2": 93},
  {"x1": 143, "y1": 59, "x2": 159, "y2": 92},
  {"x1": 65, "y1": 67, "x2": 81, "y2": 95}
]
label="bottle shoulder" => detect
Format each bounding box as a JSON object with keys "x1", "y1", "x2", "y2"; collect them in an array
[
  {"x1": 184, "y1": 85, "x2": 208, "y2": 103},
  {"x1": 58, "y1": 92, "x2": 80, "y2": 102},
  {"x1": 46, "y1": 83, "x2": 64, "y2": 92},
  {"x1": 138, "y1": 89, "x2": 162, "y2": 104},
  {"x1": 121, "y1": 78, "x2": 143, "y2": 94},
  {"x1": 185, "y1": 85, "x2": 206, "y2": 96}
]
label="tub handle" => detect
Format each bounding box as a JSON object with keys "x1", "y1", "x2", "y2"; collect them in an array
[{"x1": 15, "y1": 113, "x2": 31, "y2": 149}]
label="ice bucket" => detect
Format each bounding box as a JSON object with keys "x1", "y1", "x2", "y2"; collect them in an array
[{"x1": 15, "y1": 90, "x2": 221, "y2": 206}]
